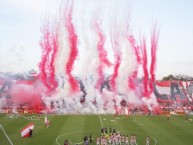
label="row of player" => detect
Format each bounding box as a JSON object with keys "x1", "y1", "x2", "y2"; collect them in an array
[{"x1": 97, "y1": 132, "x2": 150, "y2": 145}]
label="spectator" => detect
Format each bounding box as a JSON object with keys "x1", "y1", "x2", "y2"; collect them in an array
[
  {"x1": 146, "y1": 136, "x2": 150, "y2": 145},
  {"x1": 101, "y1": 128, "x2": 104, "y2": 135},
  {"x1": 89, "y1": 134, "x2": 93, "y2": 143},
  {"x1": 109, "y1": 126, "x2": 112, "y2": 133},
  {"x1": 83, "y1": 136, "x2": 88, "y2": 145},
  {"x1": 105, "y1": 127, "x2": 107, "y2": 134},
  {"x1": 29, "y1": 129, "x2": 33, "y2": 138},
  {"x1": 64, "y1": 140, "x2": 68, "y2": 145},
  {"x1": 113, "y1": 128, "x2": 116, "y2": 133}
]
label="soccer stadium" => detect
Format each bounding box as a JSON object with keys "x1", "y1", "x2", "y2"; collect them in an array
[{"x1": 0, "y1": 0, "x2": 193, "y2": 145}]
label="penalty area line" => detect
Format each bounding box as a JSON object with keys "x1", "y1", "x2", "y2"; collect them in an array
[{"x1": 0, "y1": 124, "x2": 14, "y2": 145}]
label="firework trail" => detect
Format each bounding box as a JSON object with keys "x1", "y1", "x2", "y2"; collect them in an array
[
  {"x1": 149, "y1": 27, "x2": 159, "y2": 93},
  {"x1": 39, "y1": 21, "x2": 59, "y2": 93},
  {"x1": 64, "y1": 0, "x2": 80, "y2": 93},
  {"x1": 141, "y1": 37, "x2": 149, "y2": 97},
  {"x1": 109, "y1": 14, "x2": 122, "y2": 93},
  {"x1": 128, "y1": 35, "x2": 141, "y2": 90},
  {"x1": 87, "y1": 1, "x2": 111, "y2": 91},
  {"x1": 95, "y1": 22, "x2": 106, "y2": 90},
  {"x1": 48, "y1": 25, "x2": 59, "y2": 91},
  {"x1": 39, "y1": 27, "x2": 50, "y2": 92},
  {"x1": 93, "y1": 21, "x2": 111, "y2": 90},
  {"x1": 140, "y1": 26, "x2": 159, "y2": 98},
  {"x1": 110, "y1": 38, "x2": 121, "y2": 93}
]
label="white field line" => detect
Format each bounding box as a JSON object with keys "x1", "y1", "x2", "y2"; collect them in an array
[
  {"x1": 0, "y1": 124, "x2": 14, "y2": 145},
  {"x1": 4, "y1": 115, "x2": 40, "y2": 120},
  {"x1": 69, "y1": 140, "x2": 73, "y2": 144},
  {"x1": 20, "y1": 115, "x2": 40, "y2": 120},
  {"x1": 74, "y1": 141, "x2": 83, "y2": 145},
  {"x1": 98, "y1": 114, "x2": 104, "y2": 128},
  {"x1": 56, "y1": 131, "x2": 83, "y2": 145},
  {"x1": 151, "y1": 136, "x2": 158, "y2": 145},
  {"x1": 132, "y1": 116, "x2": 143, "y2": 125},
  {"x1": 94, "y1": 109, "x2": 104, "y2": 128}
]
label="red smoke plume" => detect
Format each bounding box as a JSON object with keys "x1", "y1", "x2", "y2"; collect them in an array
[
  {"x1": 128, "y1": 35, "x2": 141, "y2": 90},
  {"x1": 94, "y1": 22, "x2": 111, "y2": 90},
  {"x1": 141, "y1": 37, "x2": 149, "y2": 97},
  {"x1": 140, "y1": 26, "x2": 159, "y2": 97},
  {"x1": 149, "y1": 27, "x2": 159, "y2": 94},
  {"x1": 64, "y1": 0, "x2": 80, "y2": 93},
  {"x1": 39, "y1": 23, "x2": 59, "y2": 94}
]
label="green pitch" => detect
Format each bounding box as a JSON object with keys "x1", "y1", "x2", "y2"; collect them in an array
[{"x1": 0, "y1": 114, "x2": 193, "y2": 145}]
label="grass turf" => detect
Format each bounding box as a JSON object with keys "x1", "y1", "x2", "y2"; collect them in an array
[{"x1": 0, "y1": 114, "x2": 193, "y2": 145}]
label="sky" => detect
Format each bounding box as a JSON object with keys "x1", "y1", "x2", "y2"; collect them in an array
[{"x1": 0, "y1": 0, "x2": 193, "y2": 79}]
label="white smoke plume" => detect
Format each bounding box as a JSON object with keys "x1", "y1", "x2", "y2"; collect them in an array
[{"x1": 39, "y1": 0, "x2": 159, "y2": 114}]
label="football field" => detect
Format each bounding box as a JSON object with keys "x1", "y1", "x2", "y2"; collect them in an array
[{"x1": 0, "y1": 114, "x2": 193, "y2": 145}]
